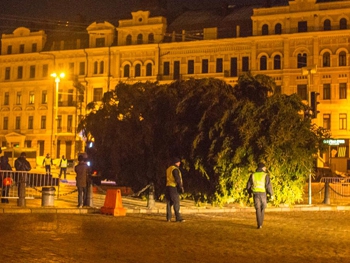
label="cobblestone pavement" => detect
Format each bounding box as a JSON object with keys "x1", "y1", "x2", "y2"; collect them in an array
[{"x1": 1, "y1": 211, "x2": 350, "y2": 263}]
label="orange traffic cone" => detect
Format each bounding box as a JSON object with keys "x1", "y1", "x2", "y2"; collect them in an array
[{"x1": 101, "y1": 189, "x2": 127, "y2": 216}]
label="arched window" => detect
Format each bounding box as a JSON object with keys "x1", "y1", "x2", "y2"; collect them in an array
[
  {"x1": 260, "y1": 56, "x2": 267, "y2": 70},
  {"x1": 148, "y1": 33, "x2": 154, "y2": 44},
  {"x1": 275, "y1": 23, "x2": 282, "y2": 34},
  {"x1": 262, "y1": 24, "x2": 268, "y2": 35},
  {"x1": 323, "y1": 52, "x2": 330, "y2": 67},
  {"x1": 126, "y1": 35, "x2": 132, "y2": 45},
  {"x1": 274, "y1": 55, "x2": 281, "y2": 69},
  {"x1": 124, "y1": 65, "x2": 130, "y2": 78},
  {"x1": 93, "y1": 61, "x2": 98, "y2": 74},
  {"x1": 297, "y1": 53, "x2": 307, "y2": 68},
  {"x1": 324, "y1": 19, "x2": 331, "y2": 31},
  {"x1": 99, "y1": 61, "x2": 104, "y2": 74},
  {"x1": 135, "y1": 64, "x2": 141, "y2": 77},
  {"x1": 339, "y1": 51, "x2": 347, "y2": 66},
  {"x1": 137, "y1": 34, "x2": 143, "y2": 44},
  {"x1": 340, "y1": 18, "x2": 347, "y2": 30},
  {"x1": 146, "y1": 63, "x2": 152, "y2": 76}
]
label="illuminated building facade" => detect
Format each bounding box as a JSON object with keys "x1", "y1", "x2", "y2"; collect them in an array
[{"x1": 1, "y1": 0, "x2": 350, "y2": 171}]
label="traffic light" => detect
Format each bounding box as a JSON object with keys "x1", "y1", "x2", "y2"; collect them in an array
[{"x1": 310, "y1": 91, "x2": 320, "y2": 118}]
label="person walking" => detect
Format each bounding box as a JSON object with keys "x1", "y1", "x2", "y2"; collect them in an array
[
  {"x1": 1, "y1": 156, "x2": 13, "y2": 203},
  {"x1": 246, "y1": 163, "x2": 274, "y2": 229},
  {"x1": 165, "y1": 157, "x2": 185, "y2": 222},
  {"x1": 74, "y1": 155, "x2": 90, "y2": 208},
  {"x1": 42, "y1": 153, "x2": 53, "y2": 174},
  {"x1": 59, "y1": 155, "x2": 68, "y2": 179}
]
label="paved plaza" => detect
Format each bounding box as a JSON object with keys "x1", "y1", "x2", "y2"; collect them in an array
[{"x1": 1, "y1": 211, "x2": 350, "y2": 263}]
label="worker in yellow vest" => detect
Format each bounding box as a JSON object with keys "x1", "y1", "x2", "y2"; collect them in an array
[
  {"x1": 246, "y1": 163, "x2": 274, "y2": 229},
  {"x1": 59, "y1": 155, "x2": 68, "y2": 179},
  {"x1": 42, "y1": 153, "x2": 53, "y2": 174},
  {"x1": 165, "y1": 157, "x2": 185, "y2": 222}
]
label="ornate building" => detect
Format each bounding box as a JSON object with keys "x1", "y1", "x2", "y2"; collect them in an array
[{"x1": 1, "y1": 0, "x2": 350, "y2": 171}]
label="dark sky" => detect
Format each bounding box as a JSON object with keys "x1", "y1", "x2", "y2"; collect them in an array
[{"x1": 0, "y1": 0, "x2": 267, "y2": 33}]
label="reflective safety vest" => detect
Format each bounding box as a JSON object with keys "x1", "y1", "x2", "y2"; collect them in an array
[
  {"x1": 166, "y1": 165, "x2": 182, "y2": 187},
  {"x1": 44, "y1": 158, "x2": 52, "y2": 165},
  {"x1": 252, "y1": 172, "x2": 267, "y2": 193},
  {"x1": 60, "y1": 159, "x2": 68, "y2": 168}
]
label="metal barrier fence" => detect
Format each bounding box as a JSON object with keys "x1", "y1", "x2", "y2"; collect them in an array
[
  {"x1": 317, "y1": 177, "x2": 350, "y2": 203},
  {"x1": 0, "y1": 171, "x2": 59, "y2": 202}
]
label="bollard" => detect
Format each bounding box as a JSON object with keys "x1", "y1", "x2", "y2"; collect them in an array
[
  {"x1": 147, "y1": 183, "x2": 155, "y2": 209},
  {"x1": 85, "y1": 183, "x2": 93, "y2": 207},
  {"x1": 323, "y1": 181, "x2": 330, "y2": 205},
  {"x1": 41, "y1": 187, "x2": 56, "y2": 206},
  {"x1": 17, "y1": 174, "x2": 26, "y2": 207}
]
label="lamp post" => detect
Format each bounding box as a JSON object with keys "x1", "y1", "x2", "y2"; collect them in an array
[
  {"x1": 302, "y1": 65, "x2": 317, "y2": 205},
  {"x1": 51, "y1": 72, "x2": 65, "y2": 158}
]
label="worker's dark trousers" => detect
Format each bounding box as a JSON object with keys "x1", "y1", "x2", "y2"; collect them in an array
[
  {"x1": 253, "y1": 192, "x2": 267, "y2": 227},
  {"x1": 165, "y1": 186, "x2": 183, "y2": 221}
]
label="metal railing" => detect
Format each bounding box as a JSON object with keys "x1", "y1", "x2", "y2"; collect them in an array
[{"x1": 318, "y1": 177, "x2": 350, "y2": 202}]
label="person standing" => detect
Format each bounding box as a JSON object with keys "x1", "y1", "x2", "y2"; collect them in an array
[
  {"x1": 165, "y1": 157, "x2": 185, "y2": 222},
  {"x1": 14, "y1": 152, "x2": 31, "y2": 171},
  {"x1": 74, "y1": 155, "x2": 90, "y2": 208},
  {"x1": 59, "y1": 155, "x2": 68, "y2": 179},
  {"x1": 1, "y1": 156, "x2": 13, "y2": 203},
  {"x1": 42, "y1": 153, "x2": 53, "y2": 174},
  {"x1": 246, "y1": 163, "x2": 274, "y2": 229}
]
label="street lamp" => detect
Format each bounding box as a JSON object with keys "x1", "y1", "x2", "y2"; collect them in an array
[
  {"x1": 51, "y1": 72, "x2": 65, "y2": 159},
  {"x1": 301, "y1": 65, "x2": 317, "y2": 205}
]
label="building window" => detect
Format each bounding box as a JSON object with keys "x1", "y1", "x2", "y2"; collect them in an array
[
  {"x1": 324, "y1": 19, "x2": 331, "y2": 31},
  {"x1": 19, "y1": 44, "x2": 24, "y2": 53},
  {"x1": 15, "y1": 116, "x2": 20, "y2": 129},
  {"x1": 99, "y1": 61, "x2": 104, "y2": 74},
  {"x1": 146, "y1": 63, "x2": 152, "y2": 76},
  {"x1": 93, "y1": 88, "x2": 103, "y2": 101},
  {"x1": 164, "y1": 62, "x2": 170, "y2": 76},
  {"x1": 262, "y1": 24, "x2": 268, "y2": 35},
  {"x1": 340, "y1": 114, "x2": 347, "y2": 130},
  {"x1": 29, "y1": 91, "x2": 35, "y2": 104},
  {"x1": 69, "y1": 62, "x2": 74, "y2": 75},
  {"x1": 188, "y1": 60, "x2": 194, "y2": 74},
  {"x1": 32, "y1": 43, "x2": 37, "y2": 52},
  {"x1": 126, "y1": 35, "x2": 132, "y2": 45},
  {"x1": 79, "y1": 62, "x2": 85, "y2": 75},
  {"x1": 4, "y1": 92, "x2": 9, "y2": 105},
  {"x1": 57, "y1": 115, "x2": 62, "y2": 130},
  {"x1": 137, "y1": 34, "x2": 143, "y2": 44},
  {"x1": 323, "y1": 83, "x2": 331, "y2": 100},
  {"x1": 28, "y1": 116, "x2": 33, "y2": 129},
  {"x1": 41, "y1": 116, "x2": 46, "y2": 129},
  {"x1": 93, "y1": 61, "x2": 98, "y2": 74},
  {"x1": 135, "y1": 64, "x2": 141, "y2": 77},
  {"x1": 297, "y1": 84, "x2": 307, "y2": 100},
  {"x1": 18, "y1": 66, "x2": 23, "y2": 79},
  {"x1": 275, "y1": 23, "x2": 282, "y2": 34},
  {"x1": 323, "y1": 52, "x2": 330, "y2": 67},
  {"x1": 339, "y1": 83, "x2": 347, "y2": 99},
  {"x1": 68, "y1": 89, "x2": 74, "y2": 106},
  {"x1": 42, "y1": 90, "x2": 47, "y2": 104},
  {"x1": 25, "y1": 140, "x2": 32, "y2": 148},
  {"x1": 340, "y1": 18, "x2": 347, "y2": 29},
  {"x1": 230, "y1": 57, "x2": 238, "y2": 77},
  {"x1": 297, "y1": 53, "x2": 307, "y2": 68},
  {"x1": 67, "y1": 115, "x2": 73, "y2": 132},
  {"x1": 96, "y1": 38, "x2": 105, "y2": 47},
  {"x1": 124, "y1": 65, "x2": 130, "y2": 77},
  {"x1": 275, "y1": 86, "x2": 282, "y2": 94},
  {"x1": 148, "y1": 33, "x2": 154, "y2": 43},
  {"x1": 16, "y1": 92, "x2": 22, "y2": 105},
  {"x1": 273, "y1": 55, "x2": 281, "y2": 69},
  {"x1": 3, "y1": 117, "x2": 8, "y2": 130},
  {"x1": 339, "y1": 51, "x2": 347, "y2": 66},
  {"x1": 7, "y1": 45, "x2": 12, "y2": 54},
  {"x1": 323, "y1": 114, "x2": 331, "y2": 130},
  {"x1": 174, "y1": 61, "x2": 180, "y2": 80},
  {"x1": 42, "y1": 64, "x2": 48, "y2": 77},
  {"x1": 260, "y1": 56, "x2": 267, "y2": 70},
  {"x1": 298, "y1": 21, "x2": 307, "y2": 32},
  {"x1": 202, "y1": 59, "x2": 209, "y2": 73},
  {"x1": 30, "y1": 65, "x2": 36, "y2": 78},
  {"x1": 5, "y1": 67, "x2": 10, "y2": 80},
  {"x1": 216, "y1": 58, "x2": 223, "y2": 73},
  {"x1": 242, "y1": 57, "x2": 249, "y2": 72}
]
